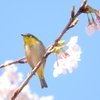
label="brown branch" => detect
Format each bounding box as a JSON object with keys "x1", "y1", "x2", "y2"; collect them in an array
[
  {"x1": 55, "y1": 0, "x2": 87, "y2": 43},
  {"x1": 9, "y1": 0, "x2": 87, "y2": 99},
  {"x1": 71, "y1": 6, "x2": 75, "y2": 18},
  {"x1": 0, "y1": 0, "x2": 87, "y2": 69},
  {"x1": 0, "y1": 57, "x2": 27, "y2": 68},
  {"x1": 10, "y1": 51, "x2": 50, "y2": 100}
]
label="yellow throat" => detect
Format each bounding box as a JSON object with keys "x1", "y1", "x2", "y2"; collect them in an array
[{"x1": 21, "y1": 33, "x2": 39, "y2": 46}]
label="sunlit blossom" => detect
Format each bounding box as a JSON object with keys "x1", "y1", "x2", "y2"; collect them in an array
[
  {"x1": 85, "y1": 9, "x2": 100, "y2": 35},
  {"x1": 39, "y1": 96, "x2": 54, "y2": 100},
  {"x1": 85, "y1": 22, "x2": 95, "y2": 36},
  {"x1": 85, "y1": 15, "x2": 99, "y2": 36},
  {"x1": 0, "y1": 60, "x2": 23, "y2": 99},
  {"x1": 53, "y1": 36, "x2": 82, "y2": 77},
  {"x1": 0, "y1": 60, "x2": 54, "y2": 100}
]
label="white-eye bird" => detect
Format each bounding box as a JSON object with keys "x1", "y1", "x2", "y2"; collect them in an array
[{"x1": 21, "y1": 33, "x2": 48, "y2": 88}]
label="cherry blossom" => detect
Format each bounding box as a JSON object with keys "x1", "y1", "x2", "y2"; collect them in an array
[
  {"x1": 0, "y1": 60, "x2": 54, "y2": 100},
  {"x1": 85, "y1": 14, "x2": 99, "y2": 36},
  {"x1": 53, "y1": 36, "x2": 82, "y2": 77}
]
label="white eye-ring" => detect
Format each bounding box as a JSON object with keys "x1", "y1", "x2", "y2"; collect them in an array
[{"x1": 29, "y1": 35, "x2": 32, "y2": 38}]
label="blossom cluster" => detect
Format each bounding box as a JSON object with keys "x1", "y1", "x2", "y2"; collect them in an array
[
  {"x1": 85, "y1": 6, "x2": 100, "y2": 35},
  {"x1": 53, "y1": 36, "x2": 82, "y2": 77},
  {"x1": 0, "y1": 61, "x2": 54, "y2": 100}
]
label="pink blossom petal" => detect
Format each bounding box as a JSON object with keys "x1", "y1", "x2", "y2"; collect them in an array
[
  {"x1": 97, "y1": 24, "x2": 100, "y2": 30},
  {"x1": 92, "y1": 23, "x2": 98, "y2": 30},
  {"x1": 95, "y1": 10, "x2": 100, "y2": 30},
  {"x1": 53, "y1": 36, "x2": 82, "y2": 77},
  {"x1": 96, "y1": 16, "x2": 100, "y2": 25},
  {"x1": 85, "y1": 24, "x2": 95, "y2": 36},
  {"x1": 67, "y1": 36, "x2": 78, "y2": 48},
  {"x1": 96, "y1": 16, "x2": 100, "y2": 30},
  {"x1": 62, "y1": 69, "x2": 67, "y2": 74}
]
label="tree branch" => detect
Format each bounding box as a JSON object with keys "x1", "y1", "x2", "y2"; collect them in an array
[
  {"x1": 2, "y1": 0, "x2": 87, "y2": 100},
  {"x1": 0, "y1": 57, "x2": 27, "y2": 68}
]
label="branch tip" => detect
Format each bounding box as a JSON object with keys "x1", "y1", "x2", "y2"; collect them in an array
[
  {"x1": 81, "y1": 0, "x2": 87, "y2": 8},
  {"x1": 71, "y1": 6, "x2": 75, "y2": 18},
  {"x1": 7, "y1": 1, "x2": 84, "y2": 99}
]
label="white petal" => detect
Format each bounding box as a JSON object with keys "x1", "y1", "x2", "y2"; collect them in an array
[
  {"x1": 53, "y1": 69, "x2": 59, "y2": 77},
  {"x1": 53, "y1": 36, "x2": 82, "y2": 77},
  {"x1": 85, "y1": 25, "x2": 95, "y2": 36},
  {"x1": 39, "y1": 96, "x2": 54, "y2": 100},
  {"x1": 97, "y1": 24, "x2": 100, "y2": 30},
  {"x1": 67, "y1": 36, "x2": 78, "y2": 46}
]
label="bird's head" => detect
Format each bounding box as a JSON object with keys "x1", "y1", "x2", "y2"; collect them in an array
[{"x1": 21, "y1": 33, "x2": 39, "y2": 46}]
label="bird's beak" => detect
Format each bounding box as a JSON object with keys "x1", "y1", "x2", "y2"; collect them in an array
[{"x1": 21, "y1": 34, "x2": 25, "y2": 36}]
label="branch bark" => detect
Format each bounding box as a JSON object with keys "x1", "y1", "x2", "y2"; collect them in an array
[
  {"x1": 1, "y1": 0, "x2": 87, "y2": 100},
  {"x1": 0, "y1": 57, "x2": 27, "y2": 68}
]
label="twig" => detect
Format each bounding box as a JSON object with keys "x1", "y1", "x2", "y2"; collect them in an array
[
  {"x1": 10, "y1": 51, "x2": 49, "y2": 100},
  {"x1": 0, "y1": 57, "x2": 27, "y2": 68},
  {"x1": 55, "y1": 0, "x2": 87, "y2": 43},
  {"x1": 10, "y1": 0, "x2": 87, "y2": 99}
]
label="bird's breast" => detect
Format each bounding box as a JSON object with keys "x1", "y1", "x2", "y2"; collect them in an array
[{"x1": 25, "y1": 44, "x2": 40, "y2": 69}]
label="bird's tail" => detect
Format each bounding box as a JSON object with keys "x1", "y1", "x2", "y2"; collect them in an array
[{"x1": 39, "y1": 77, "x2": 48, "y2": 88}]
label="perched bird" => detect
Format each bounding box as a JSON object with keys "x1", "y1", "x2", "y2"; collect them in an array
[{"x1": 21, "y1": 33, "x2": 48, "y2": 88}]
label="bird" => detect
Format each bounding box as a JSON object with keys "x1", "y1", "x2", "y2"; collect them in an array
[{"x1": 21, "y1": 33, "x2": 48, "y2": 88}]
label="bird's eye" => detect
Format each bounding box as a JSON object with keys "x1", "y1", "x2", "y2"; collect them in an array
[{"x1": 29, "y1": 35, "x2": 32, "y2": 38}]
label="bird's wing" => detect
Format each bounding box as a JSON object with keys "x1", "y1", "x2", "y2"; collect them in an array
[{"x1": 37, "y1": 41, "x2": 46, "y2": 68}]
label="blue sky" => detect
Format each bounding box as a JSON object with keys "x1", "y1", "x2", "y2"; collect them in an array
[{"x1": 0, "y1": 0, "x2": 100, "y2": 100}]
